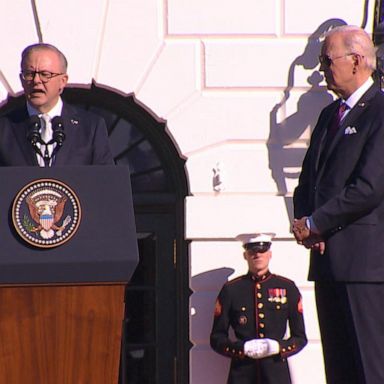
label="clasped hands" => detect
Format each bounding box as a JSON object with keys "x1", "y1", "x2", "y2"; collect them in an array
[
  {"x1": 292, "y1": 217, "x2": 325, "y2": 254},
  {"x1": 244, "y1": 338, "x2": 280, "y2": 359}
]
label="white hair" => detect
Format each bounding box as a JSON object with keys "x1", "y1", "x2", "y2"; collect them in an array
[{"x1": 326, "y1": 25, "x2": 377, "y2": 71}]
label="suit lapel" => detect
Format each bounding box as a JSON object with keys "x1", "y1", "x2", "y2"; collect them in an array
[
  {"x1": 53, "y1": 103, "x2": 79, "y2": 166},
  {"x1": 327, "y1": 98, "x2": 370, "y2": 155},
  {"x1": 314, "y1": 102, "x2": 339, "y2": 173},
  {"x1": 316, "y1": 84, "x2": 379, "y2": 176},
  {"x1": 12, "y1": 107, "x2": 39, "y2": 165}
]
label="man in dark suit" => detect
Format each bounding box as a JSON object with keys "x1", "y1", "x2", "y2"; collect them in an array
[
  {"x1": 210, "y1": 233, "x2": 307, "y2": 384},
  {"x1": 0, "y1": 43, "x2": 113, "y2": 166},
  {"x1": 293, "y1": 25, "x2": 384, "y2": 383}
]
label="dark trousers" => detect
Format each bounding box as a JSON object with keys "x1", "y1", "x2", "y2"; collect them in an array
[
  {"x1": 227, "y1": 357, "x2": 291, "y2": 384},
  {"x1": 315, "y1": 281, "x2": 384, "y2": 384}
]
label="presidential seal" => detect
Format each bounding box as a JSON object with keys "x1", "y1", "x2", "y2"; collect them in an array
[{"x1": 12, "y1": 179, "x2": 81, "y2": 248}]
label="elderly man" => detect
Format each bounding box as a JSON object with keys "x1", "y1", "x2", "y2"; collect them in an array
[
  {"x1": 210, "y1": 233, "x2": 307, "y2": 384},
  {"x1": 293, "y1": 25, "x2": 384, "y2": 383},
  {"x1": 0, "y1": 43, "x2": 113, "y2": 166}
]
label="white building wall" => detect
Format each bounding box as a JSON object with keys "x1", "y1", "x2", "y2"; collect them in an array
[{"x1": 0, "y1": 1, "x2": 376, "y2": 383}]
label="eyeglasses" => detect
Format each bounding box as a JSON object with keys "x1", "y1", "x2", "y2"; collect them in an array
[
  {"x1": 20, "y1": 70, "x2": 64, "y2": 83},
  {"x1": 318, "y1": 53, "x2": 356, "y2": 67}
]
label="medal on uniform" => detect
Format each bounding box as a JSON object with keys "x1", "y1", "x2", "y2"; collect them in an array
[{"x1": 268, "y1": 288, "x2": 287, "y2": 303}]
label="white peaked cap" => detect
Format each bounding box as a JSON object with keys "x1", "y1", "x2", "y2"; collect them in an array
[{"x1": 235, "y1": 232, "x2": 276, "y2": 247}]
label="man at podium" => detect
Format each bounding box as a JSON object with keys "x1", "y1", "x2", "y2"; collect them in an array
[{"x1": 0, "y1": 43, "x2": 114, "y2": 167}]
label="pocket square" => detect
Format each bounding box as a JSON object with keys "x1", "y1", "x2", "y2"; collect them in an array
[{"x1": 344, "y1": 126, "x2": 357, "y2": 135}]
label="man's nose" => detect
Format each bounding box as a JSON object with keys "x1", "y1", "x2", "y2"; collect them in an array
[{"x1": 32, "y1": 72, "x2": 43, "y2": 84}]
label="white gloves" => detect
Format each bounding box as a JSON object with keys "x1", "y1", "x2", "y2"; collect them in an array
[{"x1": 244, "y1": 338, "x2": 280, "y2": 359}]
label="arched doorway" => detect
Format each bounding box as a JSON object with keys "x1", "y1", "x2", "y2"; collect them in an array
[{"x1": 0, "y1": 84, "x2": 190, "y2": 383}]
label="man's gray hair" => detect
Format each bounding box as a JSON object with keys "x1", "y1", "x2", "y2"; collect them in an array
[
  {"x1": 21, "y1": 43, "x2": 68, "y2": 72},
  {"x1": 326, "y1": 25, "x2": 377, "y2": 71}
]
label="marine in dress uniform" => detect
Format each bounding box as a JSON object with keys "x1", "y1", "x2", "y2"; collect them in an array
[{"x1": 210, "y1": 233, "x2": 307, "y2": 384}]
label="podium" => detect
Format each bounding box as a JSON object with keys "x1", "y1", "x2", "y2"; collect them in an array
[{"x1": 0, "y1": 166, "x2": 139, "y2": 384}]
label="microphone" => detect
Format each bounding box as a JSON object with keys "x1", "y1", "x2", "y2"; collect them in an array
[
  {"x1": 51, "y1": 116, "x2": 66, "y2": 146},
  {"x1": 27, "y1": 115, "x2": 42, "y2": 145}
]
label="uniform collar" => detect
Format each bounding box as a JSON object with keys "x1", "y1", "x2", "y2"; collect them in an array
[{"x1": 248, "y1": 270, "x2": 271, "y2": 282}]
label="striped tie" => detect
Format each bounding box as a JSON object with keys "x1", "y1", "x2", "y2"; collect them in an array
[
  {"x1": 318, "y1": 102, "x2": 348, "y2": 169},
  {"x1": 328, "y1": 102, "x2": 348, "y2": 139}
]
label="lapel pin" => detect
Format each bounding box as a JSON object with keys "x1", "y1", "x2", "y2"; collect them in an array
[{"x1": 70, "y1": 119, "x2": 79, "y2": 125}]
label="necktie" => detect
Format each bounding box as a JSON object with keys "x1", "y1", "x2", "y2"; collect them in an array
[
  {"x1": 40, "y1": 114, "x2": 52, "y2": 144},
  {"x1": 318, "y1": 102, "x2": 348, "y2": 169},
  {"x1": 328, "y1": 102, "x2": 348, "y2": 139},
  {"x1": 40, "y1": 114, "x2": 52, "y2": 166}
]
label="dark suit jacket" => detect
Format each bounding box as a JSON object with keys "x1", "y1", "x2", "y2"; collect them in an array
[
  {"x1": 293, "y1": 83, "x2": 384, "y2": 282},
  {"x1": 0, "y1": 102, "x2": 114, "y2": 166}
]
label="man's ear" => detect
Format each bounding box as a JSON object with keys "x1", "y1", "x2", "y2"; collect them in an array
[
  {"x1": 59, "y1": 74, "x2": 69, "y2": 93},
  {"x1": 352, "y1": 53, "x2": 361, "y2": 73}
]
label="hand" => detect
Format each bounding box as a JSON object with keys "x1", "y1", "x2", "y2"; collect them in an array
[
  {"x1": 304, "y1": 240, "x2": 326, "y2": 255},
  {"x1": 314, "y1": 241, "x2": 326, "y2": 255},
  {"x1": 302, "y1": 234, "x2": 326, "y2": 255},
  {"x1": 293, "y1": 218, "x2": 326, "y2": 254},
  {"x1": 244, "y1": 338, "x2": 280, "y2": 359},
  {"x1": 292, "y1": 217, "x2": 310, "y2": 243}
]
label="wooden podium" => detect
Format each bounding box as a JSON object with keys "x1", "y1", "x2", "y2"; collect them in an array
[{"x1": 0, "y1": 166, "x2": 138, "y2": 384}]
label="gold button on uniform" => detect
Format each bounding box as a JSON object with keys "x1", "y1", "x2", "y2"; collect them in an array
[{"x1": 258, "y1": 303, "x2": 264, "y2": 309}]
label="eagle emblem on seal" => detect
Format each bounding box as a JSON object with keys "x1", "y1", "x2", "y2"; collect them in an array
[
  {"x1": 12, "y1": 179, "x2": 81, "y2": 248},
  {"x1": 26, "y1": 191, "x2": 70, "y2": 239}
]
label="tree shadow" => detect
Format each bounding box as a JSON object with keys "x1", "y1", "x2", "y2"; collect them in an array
[{"x1": 267, "y1": 19, "x2": 347, "y2": 225}]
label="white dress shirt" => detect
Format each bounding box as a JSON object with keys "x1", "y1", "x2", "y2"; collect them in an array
[{"x1": 27, "y1": 98, "x2": 63, "y2": 166}]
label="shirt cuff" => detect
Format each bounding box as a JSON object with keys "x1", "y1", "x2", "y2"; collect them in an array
[{"x1": 307, "y1": 216, "x2": 320, "y2": 234}]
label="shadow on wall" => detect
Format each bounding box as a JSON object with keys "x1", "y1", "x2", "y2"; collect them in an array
[
  {"x1": 267, "y1": 19, "x2": 347, "y2": 226},
  {"x1": 190, "y1": 267, "x2": 234, "y2": 384}
]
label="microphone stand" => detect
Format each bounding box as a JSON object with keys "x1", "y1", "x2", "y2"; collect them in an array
[
  {"x1": 32, "y1": 143, "x2": 46, "y2": 165},
  {"x1": 42, "y1": 142, "x2": 51, "y2": 167},
  {"x1": 28, "y1": 115, "x2": 66, "y2": 167},
  {"x1": 27, "y1": 116, "x2": 48, "y2": 165},
  {"x1": 50, "y1": 117, "x2": 66, "y2": 165}
]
